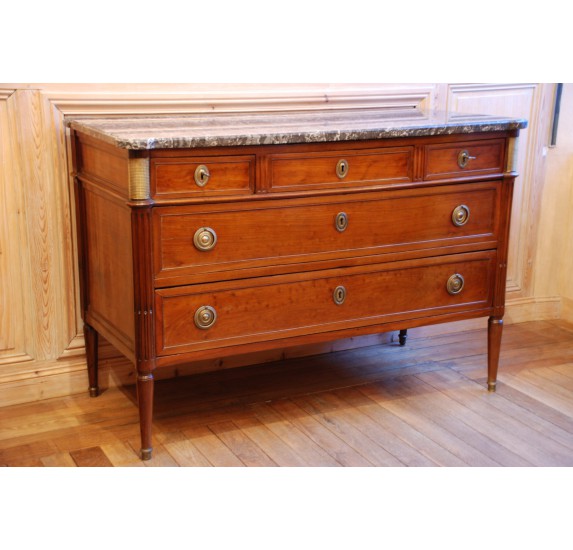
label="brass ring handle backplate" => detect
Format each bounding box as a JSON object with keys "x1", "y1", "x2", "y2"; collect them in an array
[
  {"x1": 446, "y1": 273, "x2": 465, "y2": 295},
  {"x1": 452, "y1": 204, "x2": 470, "y2": 227},
  {"x1": 193, "y1": 227, "x2": 217, "y2": 251},
  {"x1": 194, "y1": 164, "x2": 211, "y2": 187},
  {"x1": 194, "y1": 305, "x2": 217, "y2": 329},
  {"x1": 335, "y1": 212, "x2": 348, "y2": 232},
  {"x1": 333, "y1": 285, "x2": 347, "y2": 305},
  {"x1": 336, "y1": 159, "x2": 349, "y2": 179},
  {"x1": 457, "y1": 150, "x2": 477, "y2": 169}
]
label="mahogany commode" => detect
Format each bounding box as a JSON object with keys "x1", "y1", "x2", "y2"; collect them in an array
[{"x1": 70, "y1": 109, "x2": 527, "y2": 460}]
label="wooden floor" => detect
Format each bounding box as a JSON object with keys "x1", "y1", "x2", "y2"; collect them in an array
[{"x1": 1, "y1": 319, "x2": 573, "y2": 467}]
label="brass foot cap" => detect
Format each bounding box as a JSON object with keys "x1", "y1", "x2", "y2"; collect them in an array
[
  {"x1": 89, "y1": 387, "x2": 99, "y2": 397},
  {"x1": 487, "y1": 381, "x2": 497, "y2": 392},
  {"x1": 140, "y1": 448, "x2": 153, "y2": 461}
]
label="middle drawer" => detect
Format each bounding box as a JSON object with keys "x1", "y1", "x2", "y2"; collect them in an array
[{"x1": 153, "y1": 182, "x2": 499, "y2": 285}]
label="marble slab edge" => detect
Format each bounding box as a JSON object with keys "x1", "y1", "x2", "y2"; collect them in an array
[{"x1": 70, "y1": 117, "x2": 528, "y2": 150}]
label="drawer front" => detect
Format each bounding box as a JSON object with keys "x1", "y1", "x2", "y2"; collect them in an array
[
  {"x1": 154, "y1": 183, "x2": 499, "y2": 282},
  {"x1": 268, "y1": 146, "x2": 413, "y2": 191},
  {"x1": 151, "y1": 155, "x2": 255, "y2": 198},
  {"x1": 424, "y1": 139, "x2": 504, "y2": 180},
  {"x1": 156, "y1": 252, "x2": 495, "y2": 355}
]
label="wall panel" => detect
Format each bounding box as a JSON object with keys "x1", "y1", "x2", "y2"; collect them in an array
[{"x1": 0, "y1": 83, "x2": 559, "y2": 406}]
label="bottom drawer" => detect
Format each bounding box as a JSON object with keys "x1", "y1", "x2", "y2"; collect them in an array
[{"x1": 155, "y1": 251, "x2": 495, "y2": 355}]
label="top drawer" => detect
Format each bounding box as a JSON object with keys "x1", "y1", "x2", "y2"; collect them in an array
[
  {"x1": 424, "y1": 139, "x2": 505, "y2": 181},
  {"x1": 151, "y1": 154, "x2": 255, "y2": 198},
  {"x1": 267, "y1": 146, "x2": 413, "y2": 192}
]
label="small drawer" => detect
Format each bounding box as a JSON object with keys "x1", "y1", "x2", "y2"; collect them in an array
[
  {"x1": 424, "y1": 139, "x2": 505, "y2": 181},
  {"x1": 268, "y1": 146, "x2": 413, "y2": 192},
  {"x1": 155, "y1": 252, "x2": 495, "y2": 355},
  {"x1": 151, "y1": 154, "x2": 255, "y2": 198}
]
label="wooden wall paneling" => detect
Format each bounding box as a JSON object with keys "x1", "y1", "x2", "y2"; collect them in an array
[
  {"x1": 535, "y1": 83, "x2": 573, "y2": 323},
  {"x1": 6, "y1": 90, "x2": 72, "y2": 361},
  {"x1": 0, "y1": 89, "x2": 33, "y2": 366},
  {"x1": 0, "y1": 83, "x2": 562, "y2": 408},
  {"x1": 27, "y1": 83, "x2": 439, "y2": 115},
  {"x1": 444, "y1": 84, "x2": 555, "y2": 302},
  {"x1": 47, "y1": 96, "x2": 86, "y2": 359}
]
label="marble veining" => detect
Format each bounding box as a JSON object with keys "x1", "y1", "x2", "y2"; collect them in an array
[{"x1": 70, "y1": 108, "x2": 528, "y2": 150}]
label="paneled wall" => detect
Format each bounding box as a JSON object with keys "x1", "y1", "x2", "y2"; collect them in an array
[
  {"x1": 0, "y1": 83, "x2": 559, "y2": 405},
  {"x1": 535, "y1": 84, "x2": 573, "y2": 320}
]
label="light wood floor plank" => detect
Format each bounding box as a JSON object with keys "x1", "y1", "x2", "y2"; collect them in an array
[
  {"x1": 70, "y1": 446, "x2": 113, "y2": 467},
  {"x1": 359, "y1": 380, "x2": 477, "y2": 466},
  {"x1": 162, "y1": 435, "x2": 212, "y2": 467},
  {"x1": 548, "y1": 363, "x2": 573, "y2": 382},
  {"x1": 40, "y1": 452, "x2": 77, "y2": 467},
  {"x1": 499, "y1": 371, "x2": 573, "y2": 420},
  {"x1": 232, "y1": 415, "x2": 310, "y2": 467},
  {"x1": 418, "y1": 369, "x2": 573, "y2": 466},
  {"x1": 270, "y1": 399, "x2": 373, "y2": 466},
  {"x1": 100, "y1": 441, "x2": 145, "y2": 467},
  {"x1": 292, "y1": 393, "x2": 405, "y2": 466},
  {"x1": 1, "y1": 320, "x2": 573, "y2": 467},
  {"x1": 208, "y1": 420, "x2": 277, "y2": 467},
  {"x1": 391, "y1": 375, "x2": 530, "y2": 466},
  {"x1": 315, "y1": 390, "x2": 437, "y2": 466},
  {"x1": 181, "y1": 425, "x2": 244, "y2": 467},
  {"x1": 247, "y1": 403, "x2": 341, "y2": 466}
]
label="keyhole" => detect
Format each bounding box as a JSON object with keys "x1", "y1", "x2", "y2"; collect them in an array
[{"x1": 337, "y1": 159, "x2": 348, "y2": 179}]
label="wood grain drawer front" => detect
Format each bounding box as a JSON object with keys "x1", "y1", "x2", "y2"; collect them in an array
[
  {"x1": 268, "y1": 146, "x2": 413, "y2": 191},
  {"x1": 156, "y1": 252, "x2": 494, "y2": 355},
  {"x1": 424, "y1": 139, "x2": 504, "y2": 181},
  {"x1": 154, "y1": 183, "x2": 499, "y2": 282},
  {"x1": 151, "y1": 155, "x2": 255, "y2": 198}
]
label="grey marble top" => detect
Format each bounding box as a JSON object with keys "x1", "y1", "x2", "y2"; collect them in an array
[{"x1": 70, "y1": 108, "x2": 528, "y2": 150}]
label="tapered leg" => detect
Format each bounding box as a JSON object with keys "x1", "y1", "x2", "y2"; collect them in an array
[
  {"x1": 84, "y1": 324, "x2": 99, "y2": 397},
  {"x1": 137, "y1": 372, "x2": 154, "y2": 460},
  {"x1": 487, "y1": 316, "x2": 503, "y2": 392},
  {"x1": 399, "y1": 329, "x2": 408, "y2": 346}
]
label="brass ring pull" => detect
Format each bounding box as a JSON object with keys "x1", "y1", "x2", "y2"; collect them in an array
[
  {"x1": 336, "y1": 159, "x2": 349, "y2": 179},
  {"x1": 333, "y1": 285, "x2": 347, "y2": 305},
  {"x1": 457, "y1": 150, "x2": 477, "y2": 169},
  {"x1": 194, "y1": 164, "x2": 211, "y2": 187},
  {"x1": 194, "y1": 305, "x2": 217, "y2": 329},
  {"x1": 446, "y1": 273, "x2": 465, "y2": 295},
  {"x1": 193, "y1": 227, "x2": 217, "y2": 251},
  {"x1": 452, "y1": 204, "x2": 470, "y2": 227},
  {"x1": 335, "y1": 212, "x2": 348, "y2": 232}
]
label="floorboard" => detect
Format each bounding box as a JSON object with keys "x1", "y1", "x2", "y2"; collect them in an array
[{"x1": 1, "y1": 320, "x2": 573, "y2": 467}]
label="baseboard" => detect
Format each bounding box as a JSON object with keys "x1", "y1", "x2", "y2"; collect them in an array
[
  {"x1": 0, "y1": 296, "x2": 563, "y2": 407},
  {"x1": 0, "y1": 333, "x2": 393, "y2": 407},
  {"x1": 504, "y1": 295, "x2": 562, "y2": 323}
]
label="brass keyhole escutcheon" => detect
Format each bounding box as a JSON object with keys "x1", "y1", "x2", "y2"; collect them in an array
[
  {"x1": 457, "y1": 150, "x2": 477, "y2": 169},
  {"x1": 194, "y1": 164, "x2": 211, "y2": 187},
  {"x1": 193, "y1": 227, "x2": 217, "y2": 251},
  {"x1": 333, "y1": 285, "x2": 347, "y2": 305},
  {"x1": 446, "y1": 273, "x2": 465, "y2": 295},
  {"x1": 194, "y1": 305, "x2": 217, "y2": 329},
  {"x1": 336, "y1": 159, "x2": 349, "y2": 179},
  {"x1": 452, "y1": 204, "x2": 470, "y2": 227},
  {"x1": 335, "y1": 212, "x2": 348, "y2": 232}
]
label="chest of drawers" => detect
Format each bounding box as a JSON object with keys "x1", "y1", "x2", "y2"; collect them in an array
[{"x1": 70, "y1": 109, "x2": 526, "y2": 460}]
